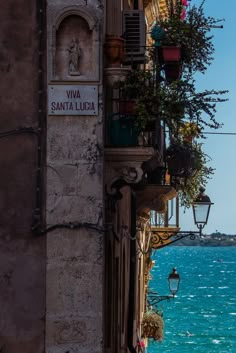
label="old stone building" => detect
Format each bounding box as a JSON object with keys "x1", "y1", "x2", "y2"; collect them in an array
[{"x1": 0, "y1": 1, "x2": 176, "y2": 353}]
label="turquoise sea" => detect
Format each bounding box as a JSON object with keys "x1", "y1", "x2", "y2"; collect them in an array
[{"x1": 148, "y1": 246, "x2": 236, "y2": 353}]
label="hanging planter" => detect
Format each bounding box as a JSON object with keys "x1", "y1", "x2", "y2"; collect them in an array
[
  {"x1": 161, "y1": 46, "x2": 182, "y2": 62},
  {"x1": 164, "y1": 62, "x2": 182, "y2": 83},
  {"x1": 146, "y1": 167, "x2": 166, "y2": 185},
  {"x1": 104, "y1": 36, "x2": 125, "y2": 67},
  {"x1": 142, "y1": 311, "x2": 164, "y2": 341},
  {"x1": 166, "y1": 142, "x2": 196, "y2": 177}
]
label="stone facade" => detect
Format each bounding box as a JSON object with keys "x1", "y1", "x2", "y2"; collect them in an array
[
  {"x1": 0, "y1": 0, "x2": 46, "y2": 352},
  {"x1": 46, "y1": 1, "x2": 104, "y2": 353},
  {"x1": 0, "y1": 1, "x2": 174, "y2": 353}
]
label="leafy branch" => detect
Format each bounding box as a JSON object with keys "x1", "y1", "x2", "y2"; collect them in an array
[{"x1": 156, "y1": 0, "x2": 224, "y2": 73}]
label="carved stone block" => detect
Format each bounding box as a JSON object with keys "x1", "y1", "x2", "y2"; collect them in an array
[
  {"x1": 46, "y1": 261, "x2": 103, "y2": 316},
  {"x1": 47, "y1": 5, "x2": 101, "y2": 81},
  {"x1": 46, "y1": 195, "x2": 102, "y2": 225}
]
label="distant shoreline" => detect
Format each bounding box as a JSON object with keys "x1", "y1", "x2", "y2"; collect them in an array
[{"x1": 171, "y1": 233, "x2": 236, "y2": 246}]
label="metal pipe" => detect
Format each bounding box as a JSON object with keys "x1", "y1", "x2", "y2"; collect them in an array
[
  {"x1": 32, "y1": 0, "x2": 45, "y2": 234},
  {"x1": 128, "y1": 191, "x2": 137, "y2": 353}
]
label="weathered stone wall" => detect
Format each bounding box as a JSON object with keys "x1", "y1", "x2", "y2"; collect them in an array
[
  {"x1": 46, "y1": 1, "x2": 104, "y2": 353},
  {"x1": 0, "y1": 1, "x2": 46, "y2": 352}
]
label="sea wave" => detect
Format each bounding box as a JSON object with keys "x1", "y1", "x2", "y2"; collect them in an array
[{"x1": 148, "y1": 247, "x2": 236, "y2": 353}]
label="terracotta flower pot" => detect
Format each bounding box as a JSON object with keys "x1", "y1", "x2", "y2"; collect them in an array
[
  {"x1": 184, "y1": 135, "x2": 193, "y2": 143},
  {"x1": 119, "y1": 100, "x2": 136, "y2": 114},
  {"x1": 104, "y1": 36, "x2": 125, "y2": 67},
  {"x1": 161, "y1": 46, "x2": 182, "y2": 62}
]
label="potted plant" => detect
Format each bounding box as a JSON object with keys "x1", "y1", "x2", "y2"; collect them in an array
[
  {"x1": 179, "y1": 121, "x2": 201, "y2": 143},
  {"x1": 161, "y1": 46, "x2": 182, "y2": 62},
  {"x1": 142, "y1": 310, "x2": 164, "y2": 341},
  {"x1": 164, "y1": 62, "x2": 182, "y2": 82},
  {"x1": 151, "y1": 23, "x2": 183, "y2": 82},
  {"x1": 116, "y1": 69, "x2": 157, "y2": 131},
  {"x1": 155, "y1": 0, "x2": 224, "y2": 74},
  {"x1": 166, "y1": 140, "x2": 196, "y2": 177},
  {"x1": 150, "y1": 20, "x2": 182, "y2": 62},
  {"x1": 166, "y1": 139, "x2": 208, "y2": 178},
  {"x1": 113, "y1": 66, "x2": 228, "y2": 146},
  {"x1": 175, "y1": 144, "x2": 215, "y2": 208},
  {"x1": 161, "y1": 75, "x2": 228, "y2": 134}
]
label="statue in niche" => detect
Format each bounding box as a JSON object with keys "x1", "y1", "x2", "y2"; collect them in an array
[{"x1": 68, "y1": 38, "x2": 81, "y2": 75}]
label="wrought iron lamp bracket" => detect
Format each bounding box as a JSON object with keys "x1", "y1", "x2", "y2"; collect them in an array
[
  {"x1": 148, "y1": 294, "x2": 174, "y2": 306},
  {"x1": 151, "y1": 229, "x2": 202, "y2": 249}
]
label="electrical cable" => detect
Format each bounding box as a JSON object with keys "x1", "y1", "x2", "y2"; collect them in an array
[
  {"x1": 0, "y1": 127, "x2": 39, "y2": 138},
  {"x1": 32, "y1": 221, "x2": 113, "y2": 235},
  {"x1": 203, "y1": 132, "x2": 236, "y2": 135}
]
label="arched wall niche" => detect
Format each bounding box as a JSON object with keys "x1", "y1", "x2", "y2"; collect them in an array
[{"x1": 49, "y1": 6, "x2": 100, "y2": 81}]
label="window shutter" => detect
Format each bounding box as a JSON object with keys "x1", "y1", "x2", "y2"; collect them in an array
[{"x1": 122, "y1": 10, "x2": 146, "y2": 64}]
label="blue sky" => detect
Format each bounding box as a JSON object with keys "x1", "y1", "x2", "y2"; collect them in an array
[{"x1": 179, "y1": 0, "x2": 236, "y2": 234}]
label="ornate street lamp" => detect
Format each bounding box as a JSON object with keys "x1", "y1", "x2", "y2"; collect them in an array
[
  {"x1": 192, "y1": 187, "x2": 214, "y2": 236},
  {"x1": 148, "y1": 268, "x2": 180, "y2": 307},
  {"x1": 168, "y1": 268, "x2": 180, "y2": 296},
  {"x1": 150, "y1": 188, "x2": 213, "y2": 249}
]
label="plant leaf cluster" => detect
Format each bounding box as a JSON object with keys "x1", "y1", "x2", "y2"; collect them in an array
[
  {"x1": 117, "y1": 69, "x2": 228, "y2": 134},
  {"x1": 160, "y1": 73, "x2": 228, "y2": 133},
  {"x1": 116, "y1": 0, "x2": 228, "y2": 206},
  {"x1": 175, "y1": 144, "x2": 215, "y2": 208},
  {"x1": 142, "y1": 310, "x2": 164, "y2": 341},
  {"x1": 157, "y1": 0, "x2": 224, "y2": 73}
]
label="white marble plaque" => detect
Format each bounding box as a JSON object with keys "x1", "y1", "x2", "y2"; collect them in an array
[{"x1": 48, "y1": 85, "x2": 98, "y2": 115}]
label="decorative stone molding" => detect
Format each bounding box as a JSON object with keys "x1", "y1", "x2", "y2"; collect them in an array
[
  {"x1": 136, "y1": 185, "x2": 177, "y2": 217},
  {"x1": 47, "y1": 5, "x2": 100, "y2": 82},
  {"x1": 54, "y1": 6, "x2": 98, "y2": 32},
  {"x1": 105, "y1": 147, "x2": 156, "y2": 199},
  {"x1": 105, "y1": 147, "x2": 156, "y2": 164},
  {"x1": 104, "y1": 67, "x2": 131, "y2": 86},
  {"x1": 106, "y1": 166, "x2": 143, "y2": 198}
]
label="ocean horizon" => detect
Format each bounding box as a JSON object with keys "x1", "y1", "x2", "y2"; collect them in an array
[{"x1": 148, "y1": 246, "x2": 236, "y2": 353}]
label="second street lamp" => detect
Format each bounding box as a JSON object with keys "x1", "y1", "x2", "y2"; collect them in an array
[
  {"x1": 168, "y1": 268, "x2": 180, "y2": 296},
  {"x1": 148, "y1": 268, "x2": 180, "y2": 307}
]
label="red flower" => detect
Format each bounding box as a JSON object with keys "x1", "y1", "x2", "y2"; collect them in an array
[{"x1": 181, "y1": 8, "x2": 187, "y2": 20}]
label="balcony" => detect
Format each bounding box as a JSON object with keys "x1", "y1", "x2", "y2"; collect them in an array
[{"x1": 106, "y1": 113, "x2": 163, "y2": 148}]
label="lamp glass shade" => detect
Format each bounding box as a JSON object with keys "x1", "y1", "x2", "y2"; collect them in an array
[
  {"x1": 192, "y1": 188, "x2": 213, "y2": 228},
  {"x1": 168, "y1": 268, "x2": 180, "y2": 296},
  {"x1": 192, "y1": 202, "x2": 212, "y2": 226}
]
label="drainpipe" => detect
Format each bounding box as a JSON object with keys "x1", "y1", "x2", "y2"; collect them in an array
[
  {"x1": 133, "y1": 0, "x2": 139, "y2": 10},
  {"x1": 128, "y1": 191, "x2": 137, "y2": 353},
  {"x1": 32, "y1": 0, "x2": 45, "y2": 233}
]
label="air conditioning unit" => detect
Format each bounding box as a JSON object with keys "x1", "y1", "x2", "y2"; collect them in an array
[{"x1": 122, "y1": 10, "x2": 146, "y2": 64}]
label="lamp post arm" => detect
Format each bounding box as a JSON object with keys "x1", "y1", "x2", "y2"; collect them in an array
[
  {"x1": 196, "y1": 224, "x2": 203, "y2": 237},
  {"x1": 148, "y1": 295, "x2": 174, "y2": 305},
  {"x1": 151, "y1": 230, "x2": 201, "y2": 249}
]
